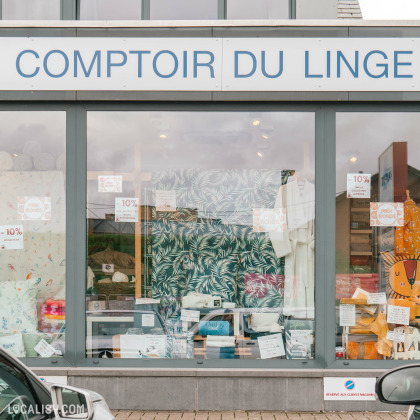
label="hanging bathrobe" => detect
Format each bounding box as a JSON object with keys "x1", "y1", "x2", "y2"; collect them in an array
[{"x1": 269, "y1": 178, "x2": 315, "y2": 319}]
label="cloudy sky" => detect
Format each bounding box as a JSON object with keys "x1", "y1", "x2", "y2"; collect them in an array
[{"x1": 359, "y1": 0, "x2": 420, "y2": 19}]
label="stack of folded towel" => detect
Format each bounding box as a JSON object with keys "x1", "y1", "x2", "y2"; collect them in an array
[
  {"x1": 206, "y1": 336, "x2": 236, "y2": 359},
  {"x1": 39, "y1": 299, "x2": 65, "y2": 333}
]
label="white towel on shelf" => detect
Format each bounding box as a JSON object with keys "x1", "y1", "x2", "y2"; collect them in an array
[
  {"x1": 13, "y1": 154, "x2": 33, "y2": 171},
  {"x1": 34, "y1": 153, "x2": 55, "y2": 171},
  {"x1": 0, "y1": 151, "x2": 13, "y2": 171}
]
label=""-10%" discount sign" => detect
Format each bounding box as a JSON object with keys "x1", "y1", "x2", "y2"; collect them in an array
[
  {"x1": 347, "y1": 173, "x2": 371, "y2": 199},
  {"x1": 0, "y1": 225, "x2": 24, "y2": 250}
]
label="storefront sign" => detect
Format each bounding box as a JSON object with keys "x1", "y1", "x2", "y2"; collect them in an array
[
  {"x1": 258, "y1": 333, "x2": 285, "y2": 359},
  {"x1": 324, "y1": 378, "x2": 376, "y2": 401},
  {"x1": 156, "y1": 190, "x2": 177, "y2": 212},
  {"x1": 347, "y1": 173, "x2": 371, "y2": 198},
  {"x1": 115, "y1": 197, "x2": 139, "y2": 222},
  {"x1": 4, "y1": 38, "x2": 420, "y2": 91},
  {"x1": 339, "y1": 304, "x2": 356, "y2": 327},
  {"x1": 17, "y1": 196, "x2": 51, "y2": 221},
  {"x1": 370, "y1": 202, "x2": 404, "y2": 227},
  {"x1": 253, "y1": 208, "x2": 287, "y2": 233},
  {"x1": 98, "y1": 175, "x2": 122, "y2": 193},
  {"x1": 387, "y1": 304, "x2": 410, "y2": 325},
  {"x1": 0, "y1": 225, "x2": 23, "y2": 250}
]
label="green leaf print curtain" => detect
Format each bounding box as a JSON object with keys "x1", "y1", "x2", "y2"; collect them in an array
[{"x1": 151, "y1": 169, "x2": 293, "y2": 310}]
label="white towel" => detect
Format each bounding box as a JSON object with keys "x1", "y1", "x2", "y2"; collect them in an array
[{"x1": 34, "y1": 153, "x2": 55, "y2": 171}]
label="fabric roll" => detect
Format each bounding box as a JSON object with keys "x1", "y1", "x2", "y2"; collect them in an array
[
  {"x1": 34, "y1": 153, "x2": 55, "y2": 171},
  {"x1": 13, "y1": 154, "x2": 33, "y2": 171},
  {"x1": 0, "y1": 151, "x2": 13, "y2": 171},
  {"x1": 23, "y1": 140, "x2": 42, "y2": 157},
  {"x1": 56, "y1": 153, "x2": 66, "y2": 172}
]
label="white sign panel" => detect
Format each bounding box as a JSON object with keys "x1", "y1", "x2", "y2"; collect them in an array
[
  {"x1": 39, "y1": 376, "x2": 68, "y2": 385},
  {"x1": 2, "y1": 38, "x2": 420, "y2": 91},
  {"x1": 17, "y1": 197, "x2": 51, "y2": 221},
  {"x1": 370, "y1": 202, "x2": 404, "y2": 227},
  {"x1": 347, "y1": 173, "x2": 371, "y2": 198},
  {"x1": 0, "y1": 225, "x2": 23, "y2": 250},
  {"x1": 34, "y1": 339, "x2": 57, "y2": 358},
  {"x1": 115, "y1": 197, "x2": 139, "y2": 222},
  {"x1": 387, "y1": 304, "x2": 410, "y2": 326},
  {"x1": 367, "y1": 292, "x2": 387, "y2": 305},
  {"x1": 339, "y1": 304, "x2": 356, "y2": 327},
  {"x1": 156, "y1": 190, "x2": 177, "y2": 212},
  {"x1": 98, "y1": 175, "x2": 122, "y2": 193},
  {"x1": 253, "y1": 208, "x2": 287, "y2": 233},
  {"x1": 141, "y1": 314, "x2": 155, "y2": 327},
  {"x1": 119, "y1": 334, "x2": 166, "y2": 358},
  {"x1": 180, "y1": 309, "x2": 200, "y2": 323},
  {"x1": 386, "y1": 330, "x2": 405, "y2": 342},
  {"x1": 324, "y1": 378, "x2": 376, "y2": 401},
  {"x1": 258, "y1": 333, "x2": 285, "y2": 359}
]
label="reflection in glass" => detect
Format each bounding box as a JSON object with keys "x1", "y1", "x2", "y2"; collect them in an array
[
  {"x1": 2, "y1": 0, "x2": 60, "y2": 20},
  {"x1": 0, "y1": 112, "x2": 66, "y2": 358},
  {"x1": 150, "y1": 0, "x2": 217, "y2": 20},
  {"x1": 335, "y1": 113, "x2": 420, "y2": 361},
  {"x1": 80, "y1": 0, "x2": 142, "y2": 20},
  {"x1": 86, "y1": 111, "x2": 315, "y2": 359},
  {"x1": 227, "y1": 0, "x2": 289, "y2": 19}
]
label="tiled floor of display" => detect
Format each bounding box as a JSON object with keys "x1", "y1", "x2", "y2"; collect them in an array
[{"x1": 111, "y1": 411, "x2": 408, "y2": 420}]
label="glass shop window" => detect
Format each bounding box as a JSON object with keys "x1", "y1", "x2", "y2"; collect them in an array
[
  {"x1": 336, "y1": 113, "x2": 420, "y2": 362},
  {"x1": 150, "y1": 0, "x2": 218, "y2": 20},
  {"x1": 79, "y1": 0, "x2": 142, "y2": 20},
  {"x1": 0, "y1": 112, "x2": 66, "y2": 358},
  {"x1": 86, "y1": 111, "x2": 315, "y2": 360},
  {"x1": 2, "y1": 0, "x2": 60, "y2": 20},
  {"x1": 227, "y1": 0, "x2": 289, "y2": 19}
]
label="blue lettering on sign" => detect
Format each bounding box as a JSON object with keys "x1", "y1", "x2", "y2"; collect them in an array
[
  {"x1": 74, "y1": 50, "x2": 101, "y2": 77},
  {"x1": 261, "y1": 51, "x2": 283, "y2": 78},
  {"x1": 193, "y1": 51, "x2": 215, "y2": 78},
  {"x1": 363, "y1": 50, "x2": 388, "y2": 79},
  {"x1": 44, "y1": 50, "x2": 69, "y2": 78},
  {"x1": 129, "y1": 50, "x2": 151, "y2": 77},
  {"x1": 153, "y1": 50, "x2": 178, "y2": 78},
  {"x1": 234, "y1": 51, "x2": 257, "y2": 78},
  {"x1": 16, "y1": 50, "x2": 40, "y2": 78},
  {"x1": 305, "y1": 51, "x2": 322, "y2": 78},
  {"x1": 107, "y1": 51, "x2": 127, "y2": 77},
  {"x1": 394, "y1": 51, "x2": 413, "y2": 78},
  {"x1": 337, "y1": 51, "x2": 359, "y2": 78}
]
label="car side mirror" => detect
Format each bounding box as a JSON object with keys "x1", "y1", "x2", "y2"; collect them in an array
[
  {"x1": 376, "y1": 365, "x2": 420, "y2": 405},
  {"x1": 50, "y1": 384, "x2": 94, "y2": 420}
]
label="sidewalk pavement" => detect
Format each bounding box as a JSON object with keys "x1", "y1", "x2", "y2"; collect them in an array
[{"x1": 111, "y1": 411, "x2": 408, "y2": 420}]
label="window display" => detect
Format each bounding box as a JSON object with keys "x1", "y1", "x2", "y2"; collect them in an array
[
  {"x1": 0, "y1": 112, "x2": 66, "y2": 358},
  {"x1": 2, "y1": 0, "x2": 60, "y2": 20},
  {"x1": 336, "y1": 112, "x2": 420, "y2": 361},
  {"x1": 86, "y1": 111, "x2": 315, "y2": 360}
]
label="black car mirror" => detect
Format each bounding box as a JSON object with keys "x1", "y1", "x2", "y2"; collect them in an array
[
  {"x1": 50, "y1": 384, "x2": 94, "y2": 419},
  {"x1": 376, "y1": 365, "x2": 420, "y2": 405}
]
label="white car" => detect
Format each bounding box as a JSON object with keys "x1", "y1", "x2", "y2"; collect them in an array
[{"x1": 0, "y1": 346, "x2": 115, "y2": 420}]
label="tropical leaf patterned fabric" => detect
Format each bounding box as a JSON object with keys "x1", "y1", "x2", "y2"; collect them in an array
[{"x1": 151, "y1": 169, "x2": 293, "y2": 312}]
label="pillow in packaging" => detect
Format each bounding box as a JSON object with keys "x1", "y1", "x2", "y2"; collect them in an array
[
  {"x1": 182, "y1": 292, "x2": 212, "y2": 308},
  {"x1": 0, "y1": 333, "x2": 26, "y2": 357},
  {"x1": 199, "y1": 321, "x2": 230, "y2": 336},
  {"x1": 23, "y1": 333, "x2": 54, "y2": 357},
  {"x1": 250, "y1": 313, "x2": 282, "y2": 333},
  {"x1": 0, "y1": 280, "x2": 38, "y2": 333}
]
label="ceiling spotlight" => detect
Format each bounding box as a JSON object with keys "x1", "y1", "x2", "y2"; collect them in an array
[
  {"x1": 257, "y1": 151, "x2": 264, "y2": 158},
  {"x1": 159, "y1": 134, "x2": 167, "y2": 139},
  {"x1": 252, "y1": 120, "x2": 261, "y2": 127},
  {"x1": 350, "y1": 156, "x2": 358, "y2": 163}
]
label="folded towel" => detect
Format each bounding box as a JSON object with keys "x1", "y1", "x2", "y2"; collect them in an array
[
  {"x1": 56, "y1": 153, "x2": 66, "y2": 171},
  {"x1": 45, "y1": 299, "x2": 66, "y2": 308},
  {"x1": 44, "y1": 314, "x2": 65, "y2": 320},
  {"x1": 206, "y1": 336, "x2": 235, "y2": 348},
  {"x1": 34, "y1": 153, "x2": 55, "y2": 171},
  {"x1": 0, "y1": 151, "x2": 13, "y2": 171}
]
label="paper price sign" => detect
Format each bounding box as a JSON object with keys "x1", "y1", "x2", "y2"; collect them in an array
[
  {"x1": 386, "y1": 330, "x2": 405, "y2": 342},
  {"x1": 387, "y1": 305, "x2": 410, "y2": 326},
  {"x1": 347, "y1": 173, "x2": 371, "y2": 198},
  {"x1": 0, "y1": 225, "x2": 23, "y2": 250},
  {"x1": 180, "y1": 309, "x2": 200, "y2": 323},
  {"x1": 367, "y1": 292, "x2": 387, "y2": 305},
  {"x1": 156, "y1": 190, "x2": 176, "y2": 212},
  {"x1": 258, "y1": 333, "x2": 285, "y2": 359},
  {"x1": 253, "y1": 208, "x2": 287, "y2": 233},
  {"x1": 370, "y1": 202, "x2": 404, "y2": 227},
  {"x1": 34, "y1": 339, "x2": 56, "y2": 358},
  {"x1": 339, "y1": 304, "x2": 356, "y2": 327},
  {"x1": 115, "y1": 197, "x2": 139, "y2": 222},
  {"x1": 98, "y1": 175, "x2": 122, "y2": 193}
]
